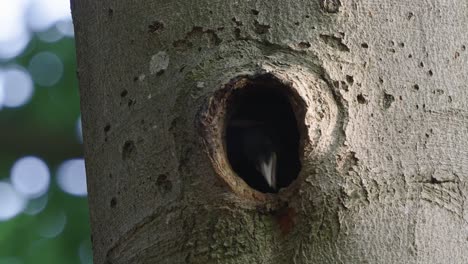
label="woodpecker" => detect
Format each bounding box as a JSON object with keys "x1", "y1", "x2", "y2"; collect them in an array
[{"x1": 231, "y1": 120, "x2": 278, "y2": 191}]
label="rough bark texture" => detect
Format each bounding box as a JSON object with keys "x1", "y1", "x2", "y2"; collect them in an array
[{"x1": 72, "y1": 0, "x2": 468, "y2": 263}]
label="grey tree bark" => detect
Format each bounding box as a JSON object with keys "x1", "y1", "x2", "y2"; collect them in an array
[{"x1": 72, "y1": 0, "x2": 468, "y2": 263}]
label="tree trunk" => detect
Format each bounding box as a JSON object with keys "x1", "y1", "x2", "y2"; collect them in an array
[{"x1": 72, "y1": 0, "x2": 468, "y2": 263}]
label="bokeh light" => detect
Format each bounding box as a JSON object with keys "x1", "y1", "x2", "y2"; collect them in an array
[
  {"x1": 27, "y1": 0, "x2": 72, "y2": 32},
  {"x1": 0, "y1": 0, "x2": 30, "y2": 59},
  {"x1": 37, "y1": 26, "x2": 64, "y2": 43},
  {"x1": 24, "y1": 194, "x2": 48, "y2": 215},
  {"x1": 0, "y1": 81, "x2": 4, "y2": 108},
  {"x1": 0, "y1": 66, "x2": 34, "y2": 108},
  {"x1": 56, "y1": 19, "x2": 74, "y2": 37},
  {"x1": 0, "y1": 182, "x2": 26, "y2": 221},
  {"x1": 79, "y1": 239, "x2": 93, "y2": 264},
  {"x1": 57, "y1": 159, "x2": 87, "y2": 196},
  {"x1": 10, "y1": 156, "x2": 50, "y2": 199},
  {"x1": 28, "y1": 51, "x2": 64, "y2": 87},
  {"x1": 38, "y1": 211, "x2": 67, "y2": 238},
  {"x1": 76, "y1": 116, "x2": 83, "y2": 143},
  {"x1": 0, "y1": 34, "x2": 31, "y2": 61}
]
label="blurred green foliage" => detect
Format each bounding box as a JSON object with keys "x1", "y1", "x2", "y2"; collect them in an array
[{"x1": 0, "y1": 32, "x2": 91, "y2": 264}]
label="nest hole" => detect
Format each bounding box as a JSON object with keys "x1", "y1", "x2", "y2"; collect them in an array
[{"x1": 225, "y1": 75, "x2": 302, "y2": 193}]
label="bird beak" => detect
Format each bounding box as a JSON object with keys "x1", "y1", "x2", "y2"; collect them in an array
[{"x1": 259, "y1": 152, "x2": 277, "y2": 190}]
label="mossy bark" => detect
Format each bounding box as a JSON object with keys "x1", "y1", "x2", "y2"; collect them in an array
[{"x1": 72, "y1": 0, "x2": 468, "y2": 263}]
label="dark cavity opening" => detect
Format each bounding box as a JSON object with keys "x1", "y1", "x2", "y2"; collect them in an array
[{"x1": 225, "y1": 75, "x2": 302, "y2": 193}]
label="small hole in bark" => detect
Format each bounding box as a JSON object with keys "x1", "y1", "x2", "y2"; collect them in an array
[
  {"x1": 298, "y1": 42, "x2": 311, "y2": 49},
  {"x1": 156, "y1": 174, "x2": 173, "y2": 192},
  {"x1": 110, "y1": 197, "x2": 117, "y2": 208},
  {"x1": 127, "y1": 99, "x2": 136, "y2": 107},
  {"x1": 224, "y1": 75, "x2": 302, "y2": 193},
  {"x1": 156, "y1": 70, "x2": 165, "y2": 76},
  {"x1": 148, "y1": 21, "x2": 164, "y2": 33},
  {"x1": 383, "y1": 93, "x2": 395, "y2": 109},
  {"x1": 357, "y1": 94, "x2": 367, "y2": 104},
  {"x1": 122, "y1": 140, "x2": 136, "y2": 160},
  {"x1": 253, "y1": 20, "x2": 270, "y2": 34},
  {"x1": 232, "y1": 17, "x2": 243, "y2": 26},
  {"x1": 361, "y1": 43, "x2": 369, "y2": 48}
]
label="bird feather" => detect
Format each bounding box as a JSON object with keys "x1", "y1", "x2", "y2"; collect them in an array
[{"x1": 259, "y1": 152, "x2": 276, "y2": 189}]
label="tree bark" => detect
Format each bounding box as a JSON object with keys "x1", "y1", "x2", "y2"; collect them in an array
[{"x1": 72, "y1": 0, "x2": 468, "y2": 263}]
